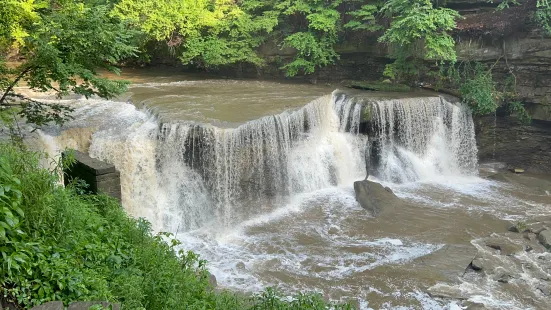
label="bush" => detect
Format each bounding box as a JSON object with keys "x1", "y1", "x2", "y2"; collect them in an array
[{"x1": 0, "y1": 144, "x2": 352, "y2": 309}]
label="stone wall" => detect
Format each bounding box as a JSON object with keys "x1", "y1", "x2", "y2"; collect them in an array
[
  {"x1": 475, "y1": 115, "x2": 551, "y2": 173},
  {"x1": 63, "y1": 150, "x2": 122, "y2": 201}
]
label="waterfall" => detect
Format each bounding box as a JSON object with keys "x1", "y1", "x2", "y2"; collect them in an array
[
  {"x1": 368, "y1": 97, "x2": 478, "y2": 183},
  {"x1": 38, "y1": 90, "x2": 478, "y2": 233},
  {"x1": 82, "y1": 93, "x2": 367, "y2": 232}
]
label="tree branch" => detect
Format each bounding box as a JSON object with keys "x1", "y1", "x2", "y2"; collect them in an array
[{"x1": 0, "y1": 66, "x2": 34, "y2": 106}]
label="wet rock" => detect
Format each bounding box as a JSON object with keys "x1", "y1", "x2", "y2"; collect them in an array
[
  {"x1": 236, "y1": 262, "x2": 246, "y2": 270},
  {"x1": 30, "y1": 302, "x2": 64, "y2": 310},
  {"x1": 68, "y1": 302, "x2": 120, "y2": 310},
  {"x1": 415, "y1": 244, "x2": 478, "y2": 282},
  {"x1": 470, "y1": 257, "x2": 484, "y2": 271},
  {"x1": 523, "y1": 231, "x2": 537, "y2": 242},
  {"x1": 353, "y1": 180, "x2": 399, "y2": 216},
  {"x1": 526, "y1": 245, "x2": 534, "y2": 252},
  {"x1": 538, "y1": 230, "x2": 551, "y2": 249},
  {"x1": 538, "y1": 285, "x2": 551, "y2": 296},
  {"x1": 463, "y1": 301, "x2": 486, "y2": 310},
  {"x1": 528, "y1": 223, "x2": 549, "y2": 234},
  {"x1": 486, "y1": 172, "x2": 510, "y2": 183},
  {"x1": 427, "y1": 284, "x2": 465, "y2": 299},
  {"x1": 209, "y1": 273, "x2": 218, "y2": 288},
  {"x1": 508, "y1": 225, "x2": 520, "y2": 233},
  {"x1": 496, "y1": 273, "x2": 514, "y2": 283},
  {"x1": 328, "y1": 227, "x2": 339, "y2": 235},
  {"x1": 485, "y1": 238, "x2": 524, "y2": 255}
]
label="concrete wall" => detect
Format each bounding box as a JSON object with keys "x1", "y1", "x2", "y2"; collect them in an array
[{"x1": 63, "y1": 150, "x2": 121, "y2": 202}]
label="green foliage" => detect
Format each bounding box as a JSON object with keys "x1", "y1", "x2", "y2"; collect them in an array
[
  {"x1": 535, "y1": 0, "x2": 551, "y2": 34},
  {"x1": 281, "y1": 32, "x2": 339, "y2": 76},
  {"x1": 0, "y1": 1, "x2": 136, "y2": 130},
  {"x1": 457, "y1": 63, "x2": 498, "y2": 115},
  {"x1": 0, "y1": 144, "x2": 354, "y2": 309},
  {"x1": 274, "y1": 0, "x2": 345, "y2": 76},
  {"x1": 344, "y1": 4, "x2": 382, "y2": 32},
  {"x1": 380, "y1": 0, "x2": 459, "y2": 61},
  {"x1": 0, "y1": 0, "x2": 39, "y2": 52},
  {"x1": 113, "y1": 0, "x2": 279, "y2": 68},
  {"x1": 490, "y1": 0, "x2": 520, "y2": 11},
  {"x1": 507, "y1": 100, "x2": 532, "y2": 124},
  {"x1": 437, "y1": 61, "x2": 531, "y2": 122},
  {"x1": 378, "y1": 0, "x2": 460, "y2": 82}
]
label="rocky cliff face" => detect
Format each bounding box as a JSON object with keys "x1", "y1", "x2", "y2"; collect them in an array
[{"x1": 475, "y1": 115, "x2": 551, "y2": 173}]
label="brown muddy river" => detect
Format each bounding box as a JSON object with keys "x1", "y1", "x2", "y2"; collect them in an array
[{"x1": 30, "y1": 69, "x2": 551, "y2": 309}]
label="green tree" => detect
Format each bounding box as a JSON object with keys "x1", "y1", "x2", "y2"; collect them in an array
[
  {"x1": 0, "y1": 1, "x2": 136, "y2": 128},
  {"x1": 113, "y1": 0, "x2": 278, "y2": 68},
  {"x1": 378, "y1": 0, "x2": 460, "y2": 82}
]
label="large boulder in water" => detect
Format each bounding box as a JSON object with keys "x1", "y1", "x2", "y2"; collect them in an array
[{"x1": 353, "y1": 180, "x2": 399, "y2": 216}]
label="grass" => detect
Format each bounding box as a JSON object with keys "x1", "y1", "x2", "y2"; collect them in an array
[{"x1": 0, "y1": 143, "x2": 354, "y2": 310}]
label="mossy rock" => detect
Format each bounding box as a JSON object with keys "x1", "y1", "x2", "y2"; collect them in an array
[
  {"x1": 362, "y1": 104, "x2": 372, "y2": 122},
  {"x1": 344, "y1": 80, "x2": 411, "y2": 92}
]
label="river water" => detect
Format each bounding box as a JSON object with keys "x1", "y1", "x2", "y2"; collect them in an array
[{"x1": 30, "y1": 70, "x2": 551, "y2": 309}]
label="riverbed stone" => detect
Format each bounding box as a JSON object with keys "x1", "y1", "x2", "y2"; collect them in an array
[
  {"x1": 427, "y1": 284, "x2": 465, "y2": 299},
  {"x1": 508, "y1": 225, "x2": 520, "y2": 233},
  {"x1": 528, "y1": 223, "x2": 549, "y2": 234},
  {"x1": 470, "y1": 257, "x2": 484, "y2": 271},
  {"x1": 415, "y1": 244, "x2": 478, "y2": 282},
  {"x1": 353, "y1": 180, "x2": 399, "y2": 216},
  {"x1": 328, "y1": 226, "x2": 339, "y2": 235},
  {"x1": 538, "y1": 230, "x2": 551, "y2": 249},
  {"x1": 524, "y1": 231, "x2": 538, "y2": 242},
  {"x1": 30, "y1": 302, "x2": 64, "y2": 310},
  {"x1": 485, "y1": 238, "x2": 524, "y2": 255},
  {"x1": 494, "y1": 267, "x2": 514, "y2": 283},
  {"x1": 67, "y1": 302, "x2": 120, "y2": 310},
  {"x1": 538, "y1": 285, "x2": 551, "y2": 296},
  {"x1": 463, "y1": 301, "x2": 487, "y2": 310}
]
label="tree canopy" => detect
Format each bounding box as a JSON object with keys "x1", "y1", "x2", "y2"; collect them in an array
[
  {"x1": 1, "y1": 0, "x2": 549, "y2": 128},
  {"x1": 0, "y1": 0, "x2": 136, "y2": 127}
]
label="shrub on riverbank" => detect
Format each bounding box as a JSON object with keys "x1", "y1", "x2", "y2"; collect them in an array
[{"x1": 0, "y1": 144, "x2": 353, "y2": 310}]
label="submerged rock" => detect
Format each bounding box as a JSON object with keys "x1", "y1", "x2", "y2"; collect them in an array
[
  {"x1": 523, "y1": 231, "x2": 537, "y2": 242},
  {"x1": 484, "y1": 237, "x2": 524, "y2": 255},
  {"x1": 353, "y1": 180, "x2": 399, "y2": 216},
  {"x1": 538, "y1": 285, "x2": 551, "y2": 296},
  {"x1": 495, "y1": 269, "x2": 515, "y2": 283},
  {"x1": 538, "y1": 230, "x2": 551, "y2": 249},
  {"x1": 415, "y1": 244, "x2": 478, "y2": 283},
  {"x1": 529, "y1": 223, "x2": 549, "y2": 235},
  {"x1": 427, "y1": 284, "x2": 465, "y2": 299},
  {"x1": 470, "y1": 257, "x2": 484, "y2": 271}
]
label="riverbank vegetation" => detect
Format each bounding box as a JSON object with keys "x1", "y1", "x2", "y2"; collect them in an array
[{"x1": 0, "y1": 144, "x2": 354, "y2": 309}]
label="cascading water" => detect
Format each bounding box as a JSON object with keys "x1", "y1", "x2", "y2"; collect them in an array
[
  {"x1": 37, "y1": 90, "x2": 478, "y2": 233},
  {"x1": 84, "y1": 92, "x2": 368, "y2": 232},
  {"x1": 367, "y1": 97, "x2": 478, "y2": 183}
]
